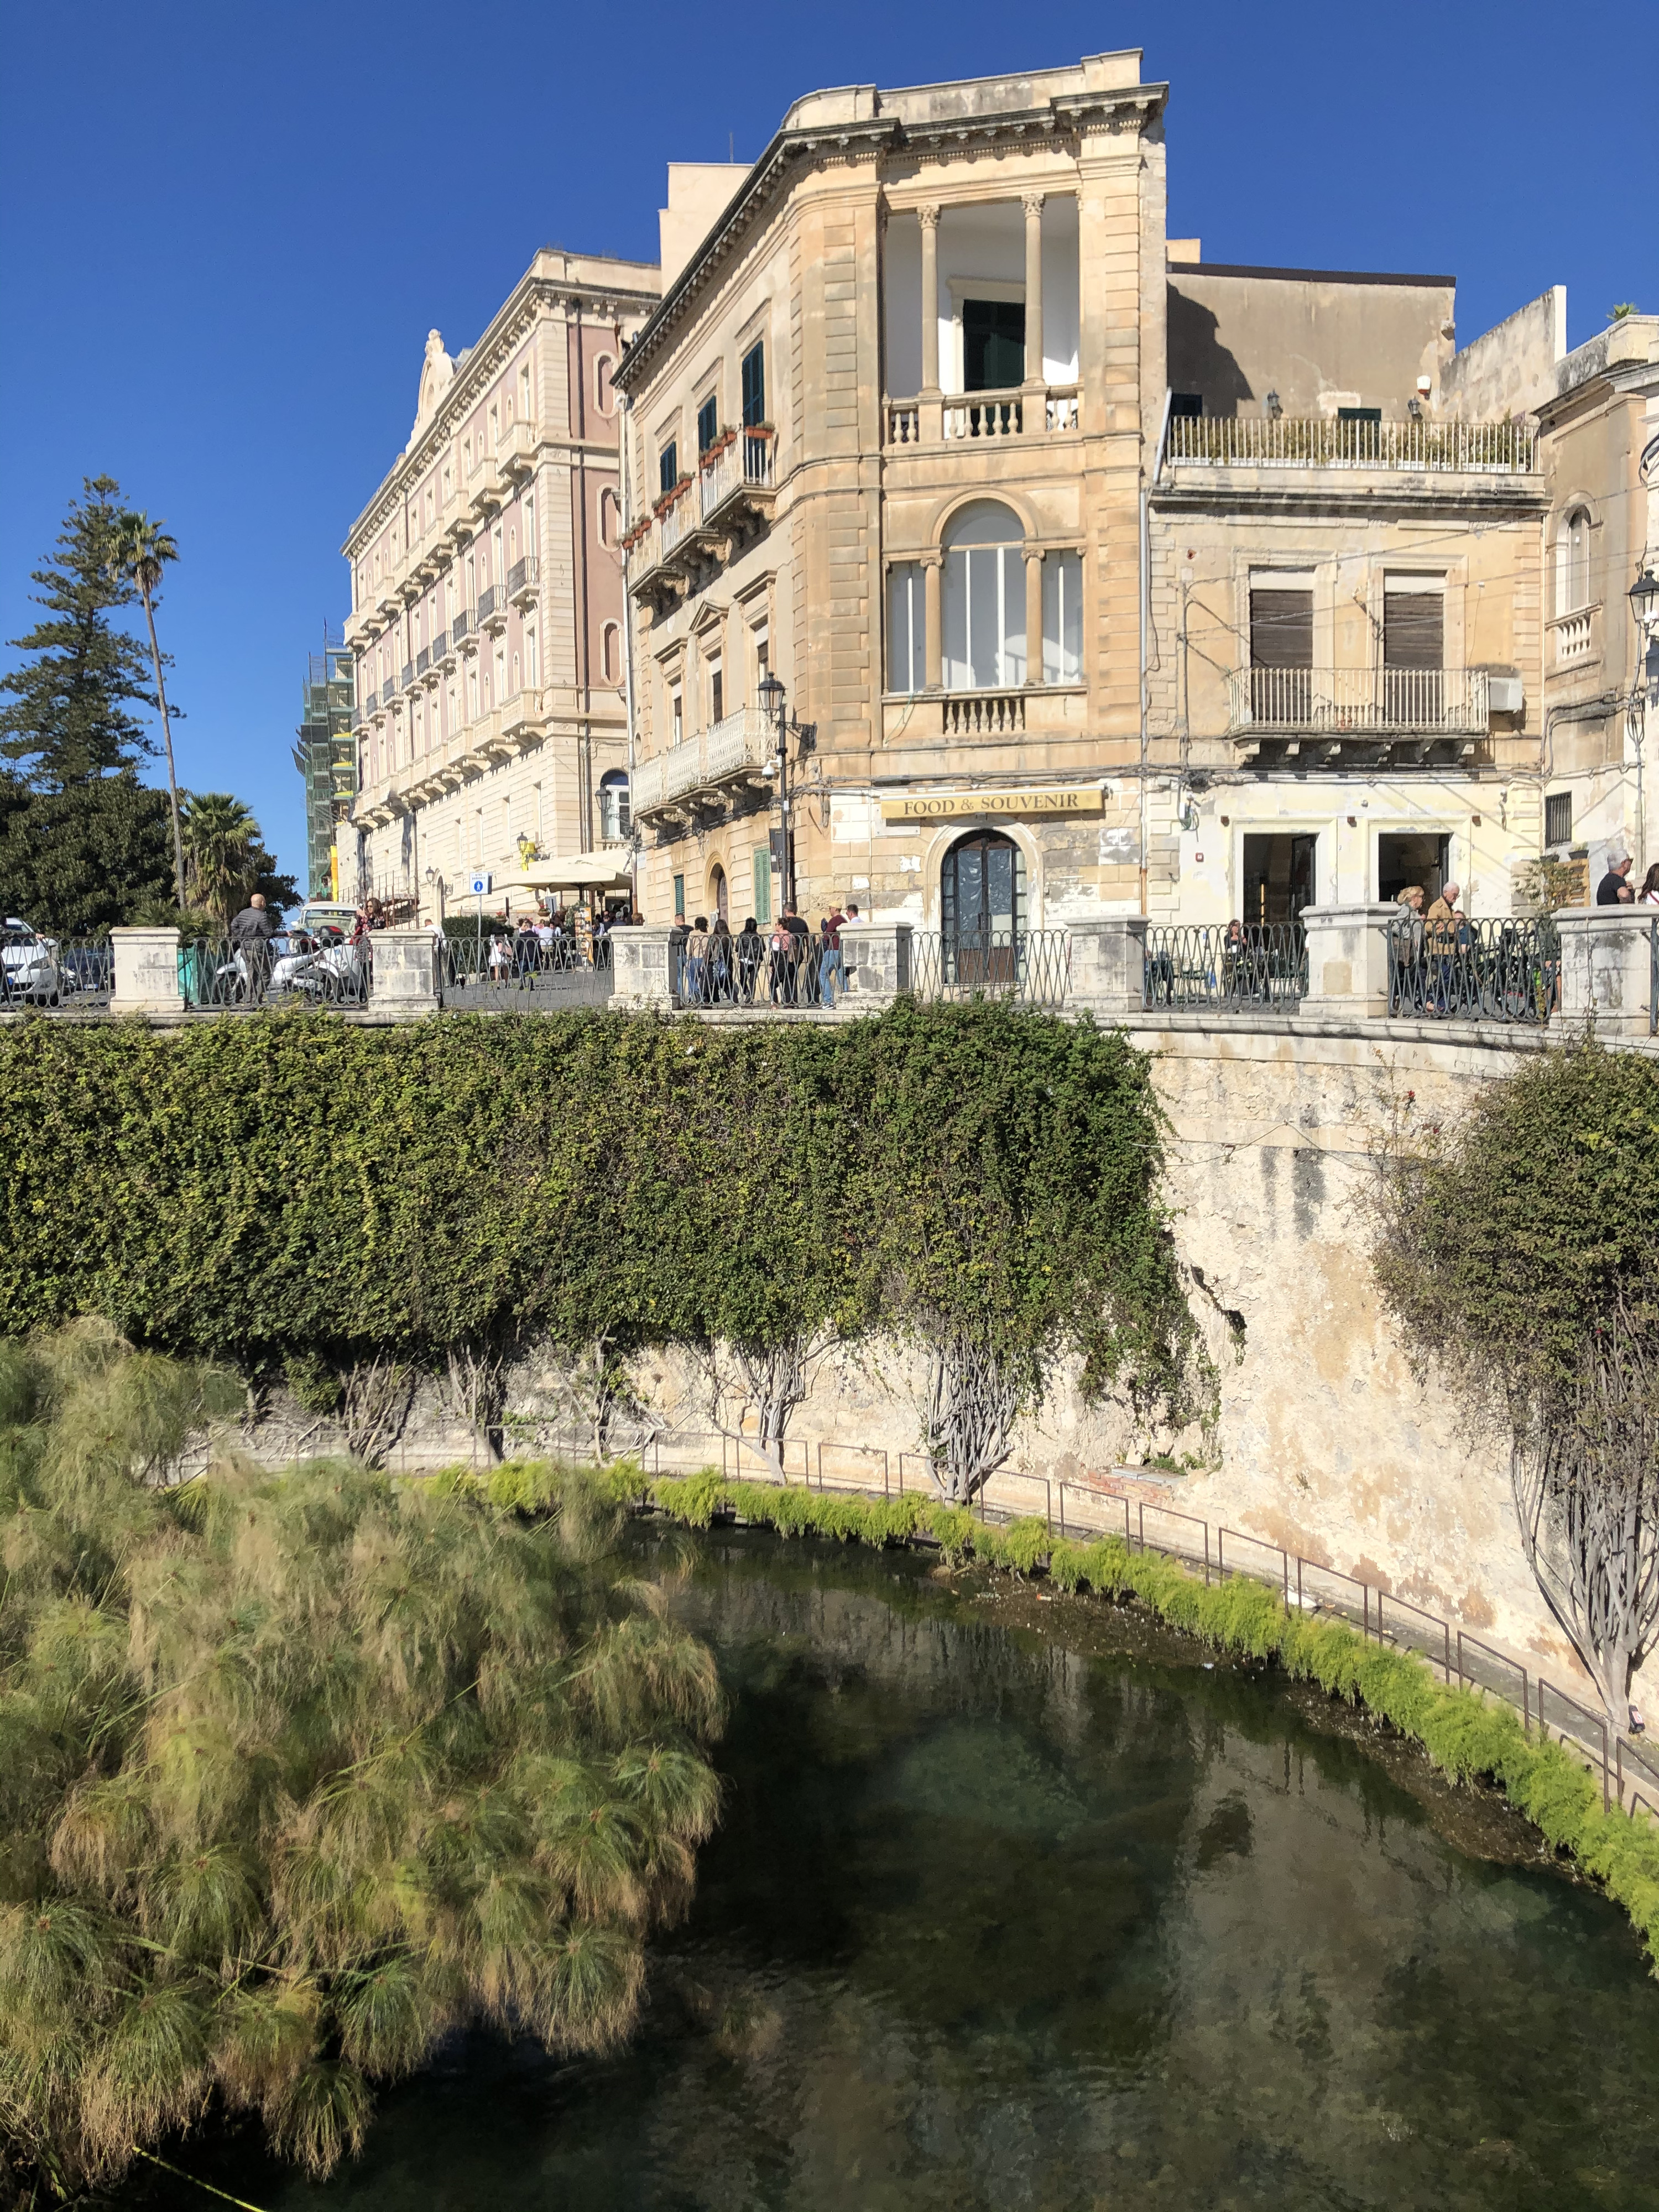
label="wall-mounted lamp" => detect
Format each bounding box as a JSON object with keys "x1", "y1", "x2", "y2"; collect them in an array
[
  {"x1": 1264, "y1": 389, "x2": 1282, "y2": 420},
  {"x1": 1407, "y1": 397, "x2": 1423, "y2": 421}
]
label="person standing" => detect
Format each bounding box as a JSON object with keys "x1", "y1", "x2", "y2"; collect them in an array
[
  {"x1": 781, "y1": 905, "x2": 810, "y2": 1006},
  {"x1": 229, "y1": 891, "x2": 276, "y2": 1004},
  {"x1": 821, "y1": 905, "x2": 847, "y2": 1008},
  {"x1": 1598, "y1": 855, "x2": 1635, "y2": 904},
  {"x1": 684, "y1": 914, "x2": 711, "y2": 1004}
]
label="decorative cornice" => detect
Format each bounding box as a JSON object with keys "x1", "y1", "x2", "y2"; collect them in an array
[{"x1": 344, "y1": 271, "x2": 657, "y2": 557}]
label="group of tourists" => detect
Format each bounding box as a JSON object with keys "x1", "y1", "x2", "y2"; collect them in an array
[{"x1": 676, "y1": 904, "x2": 858, "y2": 1009}]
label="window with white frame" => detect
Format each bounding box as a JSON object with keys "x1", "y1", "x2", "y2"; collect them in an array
[
  {"x1": 670, "y1": 680, "x2": 684, "y2": 747},
  {"x1": 1557, "y1": 508, "x2": 1592, "y2": 615},
  {"x1": 526, "y1": 627, "x2": 539, "y2": 687},
  {"x1": 888, "y1": 562, "x2": 926, "y2": 694},
  {"x1": 598, "y1": 770, "x2": 630, "y2": 843},
  {"x1": 942, "y1": 500, "x2": 1026, "y2": 690},
  {"x1": 1042, "y1": 551, "x2": 1083, "y2": 684},
  {"x1": 708, "y1": 654, "x2": 723, "y2": 725}
]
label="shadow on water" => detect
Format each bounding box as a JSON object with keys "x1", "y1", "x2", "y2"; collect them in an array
[{"x1": 114, "y1": 1530, "x2": 1659, "y2": 2212}]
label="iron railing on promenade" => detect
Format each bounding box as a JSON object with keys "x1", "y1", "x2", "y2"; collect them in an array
[
  {"x1": 180, "y1": 933, "x2": 370, "y2": 1009},
  {"x1": 444, "y1": 931, "x2": 615, "y2": 1009},
  {"x1": 909, "y1": 927, "x2": 1071, "y2": 1009},
  {"x1": 1387, "y1": 915, "x2": 1557, "y2": 1024},
  {"x1": 1143, "y1": 923, "x2": 1306, "y2": 1013},
  {"x1": 674, "y1": 928, "x2": 842, "y2": 1010},
  {"x1": 0, "y1": 937, "x2": 112, "y2": 1010},
  {"x1": 632, "y1": 1437, "x2": 1659, "y2": 1824}
]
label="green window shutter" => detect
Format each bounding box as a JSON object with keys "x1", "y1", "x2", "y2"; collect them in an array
[{"x1": 752, "y1": 846, "x2": 771, "y2": 924}]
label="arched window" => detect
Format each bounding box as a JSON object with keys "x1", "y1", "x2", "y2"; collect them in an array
[
  {"x1": 941, "y1": 830, "x2": 1025, "y2": 979},
  {"x1": 598, "y1": 487, "x2": 619, "y2": 547},
  {"x1": 942, "y1": 500, "x2": 1026, "y2": 690},
  {"x1": 1557, "y1": 508, "x2": 1592, "y2": 614},
  {"x1": 598, "y1": 770, "x2": 630, "y2": 843},
  {"x1": 601, "y1": 621, "x2": 621, "y2": 685},
  {"x1": 594, "y1": 354, "x2": 615, "y2": 415}
]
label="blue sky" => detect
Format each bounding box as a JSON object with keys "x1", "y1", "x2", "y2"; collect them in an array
[{"x1": 2, "y1": 0, "x2": 1651, "y2": 886}]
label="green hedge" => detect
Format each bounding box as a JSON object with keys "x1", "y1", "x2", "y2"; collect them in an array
[
  {"x1": 0, "y1": 1004, "x2": 1198, "y2": 1422},
  {"x1": 635, "y1": 1470, "x2": 1659, "y2": 1970}
]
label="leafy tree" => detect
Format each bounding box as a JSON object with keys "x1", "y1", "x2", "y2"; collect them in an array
[
  {"x1": 108, "y1": 510, "x2": 185, "y2": 909},
  {"x1": 181, "y1": 791, "x2": 295, "y2": 922},
  {"x1": 0, "y1": 770, "x2": 174, "y2": 933},
  {"x1": 0, "y1": 476, "x2": 157, "y2": 790},
  {"x1": 0, "y1": 1321, "x2": 723, "y2": 2200},
  {"x1": 1373, "y1": 1040, "x2": 1659, "y2": 1726}
]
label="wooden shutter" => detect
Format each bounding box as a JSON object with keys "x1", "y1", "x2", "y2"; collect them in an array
[
  {"x1": 1384, "y1": 591, "x2": 1443, "y2": 669},
  {"x1": 1249, "y1": 589, "x2": 1313, "y2": 668}
]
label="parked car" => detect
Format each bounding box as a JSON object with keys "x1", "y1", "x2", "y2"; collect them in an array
[{"x1": 2, "y1": 917, "x2": 61, "y2": 1005}]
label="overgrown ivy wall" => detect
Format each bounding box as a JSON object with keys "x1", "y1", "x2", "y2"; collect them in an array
[{"x1": 0, "y1": 1005, "x2": 1196, "y2": 1425}]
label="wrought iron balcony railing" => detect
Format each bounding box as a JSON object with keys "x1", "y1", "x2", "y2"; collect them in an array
[
  {"x1": 1166, "y1": 415, "x2": 1537, "y2": 473},
  {"x1": 1229, "y1": 666, "x2": 1490, "y2": 737}
]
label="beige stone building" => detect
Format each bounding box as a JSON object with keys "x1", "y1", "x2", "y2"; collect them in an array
[
  {"x1": 613, "y1": 51, "x2": 1655, "y2": 943},
  {"x1": 343, "y1": 250, "x2": 659, "y2": 919}
]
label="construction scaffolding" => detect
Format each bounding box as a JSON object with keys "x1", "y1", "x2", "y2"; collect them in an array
[{"x1": 291, "y1": 632, "x2": 358, "y2": 900}]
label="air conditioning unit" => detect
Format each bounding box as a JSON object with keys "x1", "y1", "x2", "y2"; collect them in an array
[{"x1": 1486, "y1": 674, "x2": 1524, "y2": 714}]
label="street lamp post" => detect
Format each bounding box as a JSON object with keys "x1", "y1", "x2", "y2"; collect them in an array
[{"x1": 757, "y1": 667, "x2": 792, "y2": 915}]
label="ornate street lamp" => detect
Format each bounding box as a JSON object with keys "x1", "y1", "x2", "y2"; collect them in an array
[
  {"x1": 1630, "y1": 567, "x2": 1659, "y2": 632},
  {"x1": 757, "y1": 669, "x2": 792, "y2": 913}
]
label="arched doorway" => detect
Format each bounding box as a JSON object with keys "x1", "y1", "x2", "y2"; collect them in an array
[
  {"x1": 709, "y1": 863, "x2": 729, "y2": 924},
  {"x1": 941, "y1": 830, "x2": 1025, "y2": 983}
]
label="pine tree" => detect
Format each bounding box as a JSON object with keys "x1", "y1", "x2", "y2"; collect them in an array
[{"x1": 0, "y1": 476, "x2": 161, "y2": 790}]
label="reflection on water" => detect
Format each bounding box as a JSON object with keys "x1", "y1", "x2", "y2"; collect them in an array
[{"x1": 124, "y1": 1533, "x2": 1659, "y2": 2212}]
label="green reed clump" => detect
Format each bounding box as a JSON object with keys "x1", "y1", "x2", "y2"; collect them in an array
[
  {"x1": 0, "y1": 1331, "x2": 724, "y2": 2204},
  {"x1": 643, "y1": 1469, "x2": 1659, "y2": 1970}
]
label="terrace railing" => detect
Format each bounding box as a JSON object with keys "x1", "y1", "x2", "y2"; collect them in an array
[
  {"x1": 909, "y1": 927, "x2": 1071, "y2": 1009},
  {"x1": 1142, "y1": 923, "x2": 1306, "y2": 1013},
  {"x1": 1387, "y1": 914, "x2": 1558, "y2": 1024},
  {"x1": 1166, "y1": 415, "x2": 1537, "y2": 473}
]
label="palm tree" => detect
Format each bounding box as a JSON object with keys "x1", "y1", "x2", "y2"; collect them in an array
[
  {"x1": 182, "y1": 791, "x2": 259, "y2": 922},
  {"x1": 108, "y1": 510, "x2": 185, "y2": 909}
]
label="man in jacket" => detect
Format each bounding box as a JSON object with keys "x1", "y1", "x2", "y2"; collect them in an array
[{"x1": 229, "y1": 893, "x2": 277, "y2": 1003}]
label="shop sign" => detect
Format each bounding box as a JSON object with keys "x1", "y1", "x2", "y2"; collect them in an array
[{"x1": 878, "y1": 787, "x2": 1105, "y2": 824}]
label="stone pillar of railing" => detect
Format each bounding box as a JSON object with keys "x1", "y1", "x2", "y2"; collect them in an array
[
  {"x1": 371, "y1": 928, "x2": 443, "y2": 1015},
  {"x1": 109, "y1": 926, "x2": 183, "y2": 1014},
  {"x1": 609, "y1": 925, "x2": 676, "y2": 1009},
  {"x1": 1298, "y1": 904, "x2": 1396, "y2": 1018},
  {"x1": 841, "y1": 920, "x2": 913, "y2": 1005},
  {"x1": 1556, "y1": 909, "x2": 1656, "y2": 1037},
  {"x1": 1065, "y1": 916, "x2": 1149, "y2": 1020}
]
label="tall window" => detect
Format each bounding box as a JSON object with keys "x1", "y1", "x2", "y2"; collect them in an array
[
  {"x1": 1249, "y1": 570, "x2": 1314, "y2": 723},
  {"x1": 526, "y1": 628, "x2": 539, "y2": 688},
  {"x1": 741, "y1": 342, "x2": 765, "y2": 427},
  {"x1": 696, "y1": 393, "x2": 718, "y2": 456},
  {"x1": 598, "y1": 771, "x2": 630, "y2": 843},
  {"x1": 598, "y1": 488, "x2": 618, "y2": 546},
  {"x1": 659, "y1": 440, "x2": 679, "y2": 497},
  {"x1": 670, "y1": 681, "x2": 684, "y2": 747},
  {"x1": 752, "y1": 845, "x2": 771, "y2": 925},
  {"x1": 888, "y1": 562, "x2": 926, "y2": 694},
  {"x1": 708, "y1": 656, "x2": 724, "y2": 724},
  {"x1": 1383, "y1": 573, "x2": 1445, "y2": 725},
  {"x1": 602, "y1": 622, "x2": 620, "y2": 684},
  {"x1": 962, "y1": 299, "x2": 1024, "y2": 392},
  {"x1": 1042, "y1": 552, "x2": 1083, "y2": 684},
  {"x1": 595, "y1": 356, "x2": 615, "y2": 414},
  {"x1": 1558, "y1": 509, "x2": 1592, "y2": 614},
  {"x1": 519, "y1": 362, "x2": 531, "y2": 419},
  {"x1": 942, "y1": 500, "x2": 1025, "y2": 690}
]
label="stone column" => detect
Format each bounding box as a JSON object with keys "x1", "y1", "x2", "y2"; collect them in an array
[
  {"x1": 1024, "y1": 550, "x2": 1045, "y2": 687},
  {"x1": 371, "y1": 928, "x2": 443, "y2": 1015},
  {"x1": 610, "y1": 924, "x2": 676, "y2": 1009},
  {"x1": 841, "y1": 920, "x2": 913, "y2": 1004},
  {"x1": 1298, "y1": 904, "x2": 1396, "y2": 1019},
  {"x1": 1022, "y1": 192, "x2": 1045, "y2": 404},
  {"x1": 919, "y1": 205, "x2": 942, "y2": 444},
  {"x1": 1065, "y1": 916, "x2": 1147, "y2": 1020},
  {"x1": 924, "y1": 555, "x2": 943, "y2": 693},
  {"x1": 1556, "y1": 909, "x2": 1656, "y2": 1037},
  {"x1": 109, "y1": 927, "x2": 183, "y2": 1015}
]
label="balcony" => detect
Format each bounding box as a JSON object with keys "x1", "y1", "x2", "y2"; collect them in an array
[
  {"x1": 1227, "y1": 666, "x2": 1492, "y2": 765},
  {"x1": 883, "y1": 386, "x2": 1083, "y2": 448},
  {"x1": 498, "y1": 420, "x2": 537, "y2": 479},
  {"x1": 429, "y1": 629, "x2": 451, "y2": 678},
  {"x1": 1165, "y1": 415, "x2": 1537, "y2": 474},
  {"x1": 1550, "y1": 604, "x2": 1599, "y2": 669},
  {"x1": 415, "y1": 647, "x2": 430, "y2": 678},
  {"x1": 508, "y1": 554, "x2": 539, "y2": 609},
  {"x1": 452, "y1": 607, "x2": 476, "y2": 651},
  {"x1": 697, "y1": 429, "x2": 776, "y2": 537},
  {"x1": 401, "y1": 662, "x2": 415, "y2": 692},
  {"x1": 466, "y1": 456, "x2": 507, "y2": 520},
  {"x1": 632, "y1": 707, "x2": 775, "y2": 820},
  {"x1": 478, "y1": 585, "x2": 508, "y2": 637},
  {"x1": 382, "y1": 669, "x2": 401, "y2": 703}
]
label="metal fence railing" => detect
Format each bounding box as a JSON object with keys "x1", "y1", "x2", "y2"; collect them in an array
[
  {"x1": 179, "y1": 934, "x2": 371, "y2": 1008},
  {"x1": 443, "y1": 931, "x2": 615, "y2": 1010},
  {"x1": 0, "y1": 937, "x2": 113, "y2": 1010},
  {"x1": 908, "y1": 928, "x2": 1071, "y2": 1009},
  {"x1": 1388, "y1": 916, "x2": 1557, "y2": 1023},
  {"x1": 674, "y1": 928, "x2": 844, "y2": 1009},
  {"x1": 1142, "y1": 923, "x2": 1306, "y2": 1012},
  {"x1": 639, "y1": 1445, "x2": 1659, "y2": 1824}
]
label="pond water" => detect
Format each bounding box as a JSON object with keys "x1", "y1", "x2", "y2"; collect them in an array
[{"x1": 124, "y1": 1533, "x2": 1659, "y2": 2212}]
